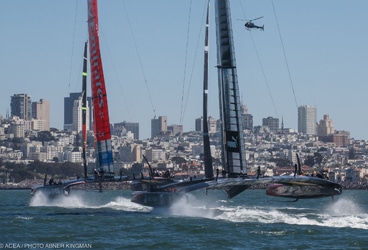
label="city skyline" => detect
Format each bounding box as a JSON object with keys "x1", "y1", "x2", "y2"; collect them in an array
[
  {"x1": 6, "y1": 91, "x2": 348, "y2": 140},
  {"x1": 1, "y1": 1, "x2": 367, "y2": 140}
]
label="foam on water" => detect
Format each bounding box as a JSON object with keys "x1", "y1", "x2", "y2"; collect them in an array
[
  {"x1": 213, "y1": 197, "x2": 368, "y2": 230},
  {"x1": 28, "y1": 190, "x2": 368, "y2": 230},
  {"x1": 29, "y1": 191, "x2": 150, "y2": 212},
  {"x1": 30, "y1": 192, "x2": 93, "y2": 208},
  {"x1": 99, "y1": 196, "x2": 151, "y2": 212}
]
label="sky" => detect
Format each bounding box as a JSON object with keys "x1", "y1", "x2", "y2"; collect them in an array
[{"x1": 1, "y1": 0, "x2": 367, "y2": 140}]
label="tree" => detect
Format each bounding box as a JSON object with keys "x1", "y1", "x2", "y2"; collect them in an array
[
  {"x1": 171, "y1": 156, "x2": 186, "y2": 165},
  {"x1": 304, "y1": 155, "x2": 315, "y2": 167},
  {"x1": 31, "y1": 131, "x2": 55, "y2": 143},
  {"x1": 314, "y1": 152, "x2": 323, "y2": 166},
  {"x1": 268, "y1": 157, "x2": 292, "y2": 167},
  {"x1": 130, "y1": 162, "x2": 143, "y2": 176}
]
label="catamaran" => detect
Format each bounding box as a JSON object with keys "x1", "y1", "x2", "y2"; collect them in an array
[
  {"x1": 130, "y1": 0, "x2": 342, "y2": 207},
  {"x1": 31, "y1": 0, "x2": 126, "y2": 198},
  {"x1": 130, "y1": 0, "x2": 214, "y2": 207},
  {"x1": 30, "y1": 41, "x2": 92, "y2": 198}
]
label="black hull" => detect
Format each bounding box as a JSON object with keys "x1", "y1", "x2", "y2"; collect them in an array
[
  {"x1": 31, "y1": 185, "x2": 70, "y2": 198},
  {"x1": 266, "y1": 183, "x2": 342, "y2": 199},
  {"x1": 131, "y1": 191, "x2": 181, "y2": 207},
  {"x1": 31, "y1": 180, "x2": 85, "y2": 198}
]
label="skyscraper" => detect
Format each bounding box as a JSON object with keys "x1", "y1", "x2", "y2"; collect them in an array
[
  {"x1": 317, "y1": 114, "x2": 334, "y2": 136},
  {"x1": 195, "y1": 117, "x2": 203, "y2": 132},
  {"x1": 241, "y1": 104, "x2": 253, "y2": 130},
  {"x1": 195, "y1": 116, "x2": 217, "y2": 133},
  {"x1": 262, "y1": 116, "x2": 279, "y2": 132},
  {"x1": 10, "y1": 94, "x2": 32, "y2": 120},
  {"x1": 151, "y1": 116, "x2": 167, "y2": 138},
  {"x1": 113, "y1": 121, "x2": 139, "y2": 139},
  {"x1": 72, "y1": 97, "x2": 90, "y2": 133},
  {"x1": 64, "y1": 92, "x2": 92, "y2": 131},
  {"x1": 64, "y1": 93, "x2": 82, "y2": 130},
  {"x1": 32, "y1": 99, "x2": 50, "y2": 131},
  {"x1": 298, "y1": 105, "x2": 317, "y2": 135}
]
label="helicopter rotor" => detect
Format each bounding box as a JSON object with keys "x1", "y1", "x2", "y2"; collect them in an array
[{"x1": 250, "y1": 16, "x2": 263, "y2": 21}]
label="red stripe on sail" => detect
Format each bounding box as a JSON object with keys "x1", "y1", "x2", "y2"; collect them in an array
[{"x1": 87, "y1": 0, "x2": 111, "y2": 142}]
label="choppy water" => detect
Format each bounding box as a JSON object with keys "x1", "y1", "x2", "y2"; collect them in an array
[{"x1": 1, "y1": 189, "x2": 367, "y2": 249}]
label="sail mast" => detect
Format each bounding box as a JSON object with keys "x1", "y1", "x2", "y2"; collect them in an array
[
  {"x1": 87, "y1": 0, "x2": 114, "y2": 178},
  {"x1": 215, "y1": 0, "x2": 246, "y2": 176},
  {"x1": 82, "y1": 41, "x2": 88, "y2": 180},
  {"x1": 203, "y1": 1, "x2": 213, "y2": 179}
]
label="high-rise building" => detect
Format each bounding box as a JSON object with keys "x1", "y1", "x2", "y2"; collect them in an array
[
  {"x1": 113, "y1": 121, "x2": 139, "y2": 139},
  {"x1": 298, "y1": 105, "x2": 317, "y2": 135},
  {"x1": 168, "y1": 124, "x2": 183, "y2": 135},
  {"x1": 195, "y1": 117, "x2": 203, "y2": 132},
  {"x1": 132, "y1": 144, "x2": 141, "y2": 162},
  {"x1": 10, "y1": 94, "x2": 32, "y2": 120},
  {"x1": 32, "y1": 99, "x2": 50, "y2": 131},
  {"x1": 64, "y1": 92, "x2": 92, "y2": 131},
  {"x1": 151, "y1": 116, "x2": 167, "y2": 138},
  {"x1": 241, "y1": 104, "x2": 253, "y2": 130},
  {"x1": 72, "y1": 97, "x2": 90, "y2": 133},
  {"x1": 208, "y1": 116, "x2": 217, "y2": 133},
  {"x1": 195, "y1": 116, "x2": 217, "y2": 133},
  {"x1": 262, "y1": 116, "x2": 279, "y2": 132},
  {"x1": 317, "y1": 114, "x2": 334, "y2": 136}
]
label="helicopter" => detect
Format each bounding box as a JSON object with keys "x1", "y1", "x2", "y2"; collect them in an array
[{"x1": 242, "y1": 16, "x2": 264, "y2": 31}]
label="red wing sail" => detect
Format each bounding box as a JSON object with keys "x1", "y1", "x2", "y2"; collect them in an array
[{"x1": 87, "y1": 0, "x2": 114, "y2": 178}]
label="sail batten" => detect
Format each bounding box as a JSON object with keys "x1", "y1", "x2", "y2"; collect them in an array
[
  {"x1": 215, "y1": 0, "x2": 246, "y2": 175},
  {"x1": 87, "y1": 0, "x2": 114, "y2": 177}
]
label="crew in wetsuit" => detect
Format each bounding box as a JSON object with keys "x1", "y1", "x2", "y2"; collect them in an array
[
  {"x1": 256, "y1": 166, "x2": 261, "y2": 179},
  {"x1": 294, "y1": 164, "x2": 298, "y2": 177}
]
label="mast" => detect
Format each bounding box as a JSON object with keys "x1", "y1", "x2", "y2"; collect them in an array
[
  {"x1": 87, "y1": 0, "x2": 114, "y2": 178},
  {"x1": 203, "y1": 1, "x2": 213, "y2": 179},
  {"x1": 215, "y1": 0, "x2": 246, "y2": 176},
  {"x1": 82, "y1": 41, "x2": 88, "y2": 180}
]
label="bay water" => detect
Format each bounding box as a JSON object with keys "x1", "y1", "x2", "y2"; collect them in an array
[{"x1": 1, "y1": 189, "x2": 367, "y2": 249}]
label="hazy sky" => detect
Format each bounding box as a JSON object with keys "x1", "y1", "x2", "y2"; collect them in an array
[{"x1": 1, "y1": 0, "x2": 367, "y2": 140}]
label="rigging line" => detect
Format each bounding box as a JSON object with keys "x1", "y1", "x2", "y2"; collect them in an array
[
  {"x1": 121, "y1": 0, "x2": 156, "y2": 118},
  {"x1": 271, "y1": 0, "x2": 298, "y2": 108},
  {"x1": 249, "y1": 34, "x2": 279, "y2": 118},
  {"x1": 99, "y1": 29, "x2": 133, "y2": 121},
  {"x1": 182, "y1": 0, "x2": 208, "y2": 123},
  {"x1": 180, "y1": 0, "x2": 192, "y2": 125},
  {"x1": 67, "y1": 0, "x2": 79, "y2": 95},
  {"x1": 238, "y1": 0, "x2": 279, "y2": 118}
]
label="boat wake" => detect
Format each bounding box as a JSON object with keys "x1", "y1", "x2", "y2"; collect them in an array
[
  {"x1": 211, "y1": 197, "x2": 368, "y2": 230},
  {"x1": 29, "y1": 191, "x2": 150, "y2": 212},
  {"x1": 138, "y1": 193, "x2": 368, "y2": 229},
  {"x1": 29, "y1": 190, "x2": 368, "y2": 229}
]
